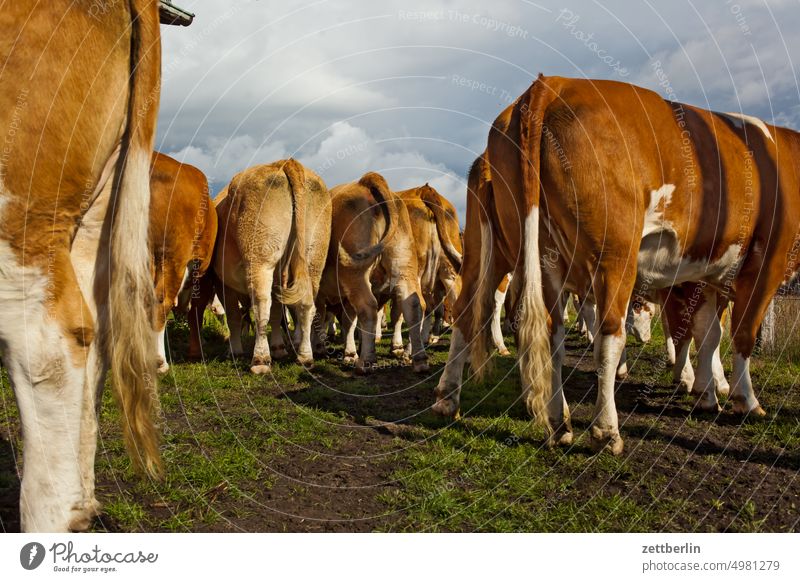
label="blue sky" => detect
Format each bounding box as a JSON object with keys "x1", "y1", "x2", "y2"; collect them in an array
[{"x1": 156, "y1": 0, "x2": 800, "y2": 221}]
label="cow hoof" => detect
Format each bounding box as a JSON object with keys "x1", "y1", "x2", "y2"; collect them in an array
[
  {"x1": 156, "y1": 359, "x2": 170, "y2": 375},
  {"x1": 548, "y1": 423, "x2": 574, "y2": 447},
  {"x1": 498, "y1": 348, "x2": 511, "y2": 357},
  {"x1": 730, "y1": 400, "x2": 767, "y2": 417},
  {"x1": 694, "y1": 398, "x2": 721, "y2": 414},
  {"x1": 716, "y1": 383, "x2": 731, "y2": 398},
  {"x1": 427, "y1": 335, "x2": 440, "y2": 345},
  {"x1": 391, "y1": 346, "x2": 406, "y2": 359},
  {"x1": 431, "y1": 397, "x2": 459, "y2": 418},
  {"x1": 616, "y1": 363, "x2": 628, "y2": 379},
  {"x1": 413, "y1": 358, "x2": 430, "y2": 373},
  {"x1": 675, "y1": 380, "x2": 693, "y2": 394},
  {"x1": 355, "y1": 359, "x2": 375, "y2": 375},
  {"x1": 548, "y1": 432, "x2": 574, "y2": 448},
  {"x1": 588, "y1": 427, "x2": 624, "y2": 456},
  {"x1": 68, "y1": 499, "x2": 100, "y2": 532},
  {"x1": 250, "y1": 364, "x2": 272, "y2": 374},
  {"x1": 343, "y1": 352, "x2": 357, "y2": 365},
  {"x1": 271, "y1": 345, "x2": 289, "y2": 359},
  {"x1": 68, "y1": 512, "x2": 94, "y2": 533},
  {"x1": 297, "y1": 355, "x2": 314, "y2": 369}
]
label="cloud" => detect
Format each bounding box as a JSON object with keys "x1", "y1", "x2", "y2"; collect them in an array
[
  {"x1": 159, "y1": 0, "x2": 800, "y2": 222},
  {"x1": 167, "y1": 121, "x2": 468, "y2": 220}
]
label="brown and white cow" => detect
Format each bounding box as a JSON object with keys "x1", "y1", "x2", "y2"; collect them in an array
[
  {"x1": 388, "y1": 184, "x2": 463, "y2": 355},
  {"x1": 213, "y1": 160, "x2": 331, "y2": 373},
  {"x1": 436, "y1": 74, "x2": 800, "y2": 455},
  {"x1": 149, "y1": 152, "x2": 217, "y2": 373},
  {"x1": 317, "y1": 172, "x2": 429, "y2": 374},
  {"x1": 0, "y1": 1, "x2": 162, "y2": 531}
]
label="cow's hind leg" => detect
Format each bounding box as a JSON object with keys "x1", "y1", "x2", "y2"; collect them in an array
[
  {"x1": 689, "y1": 288, "x2": 723, "y2": 413},
  {"x1": 390, "y1": 301, "x2": 405, "y2": 357},
  {"x1": 268, "y1": 301, "x2": 289, "y2": 360},
  {"x1": 187, "y1": 271, "x2": 215, "y2": 360},
  {"x1": 220, "y1": 284, "x2": 245, "y2": 358},
  {"x1": 153, "y1": 260, "x2": 186, "y2": 374},
  {"x1": 248, "y1": 264, "x2": 276, "y2": 374},
  {"x1": 542, "y1": 268, "x2": 572, "y2": 446},
  {"x1": 350, "y1": 288, "x2": 379, "y2": 375},
  {"x1": 340, "y1": 303, "x2": 359, "y2": 365},
  {"x1": 294, "y1": 301, "x2": 316, "y2": 367},
  {"x1": 588, "y1": 267, "x2": 631, "y2": 455},
  {"x1": 728, "y1": 277, "x2": 772, "y2": 417},
  {"x1": 431, "y1": 325, "x2": 468, "y2": 418},
  {"x1": 395, "y1": 278, "x2": 429, "y2": 373},
  {"x1": 491, "y1": 285, "x2": 511, "y2": 356},
  {"x1": 1, "y1": 245, "x2": 97, "y2": 531}
]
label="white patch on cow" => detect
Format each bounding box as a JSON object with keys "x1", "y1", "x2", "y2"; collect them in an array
[
  {"x1": 156, "y1": 326, "x2": 169, "y2": 373},
  {"x1": 638, "y1": 238, "x2": 743, "y2": 290},
  {"x1": 627, "y1": 301, "x2": 654, "y2": 343},
  {"x1": 492, "y1": 286, "x2": 509, "y2": 353},
  {"x1": 672, "y1": 340, "x2": 695, "y2": 391},
  {"x1": 616, "y1": 347, "x2": 628, "y2": 378},
  {"x1": 721, "y1": 112, "x2": 774, "y2": 142},
  {"x1": 593, "y1": 319, "x2": 626, "y2": 436},
  {"x1": 712, "y1": 345, "x2": 730, "y2": 395},
  {"x1": 210, "y1": 294, "x2": 226, "y2": 317},
  {"x1": 392, "y1": 312, "x2": 404, "y2": 349},
  {"x1": 731, "y1": 353, "x2": 761, "y2": 412},
  {"x1": 666, "y1": 335, "x2": 677, "y2": 364},
  {"x1": 642, "y1": 184, "x2": 676, "y2": 237}
]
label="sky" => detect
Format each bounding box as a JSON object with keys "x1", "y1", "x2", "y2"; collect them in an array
[{"x1": 156, "y1": 0, "x2": 800, "y2": 223}]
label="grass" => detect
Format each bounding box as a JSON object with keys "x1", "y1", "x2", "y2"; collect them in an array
[{"x1": 1, "y1": 307, "x2": 799, "y2": 532}]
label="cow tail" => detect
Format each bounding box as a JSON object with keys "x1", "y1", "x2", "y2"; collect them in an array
[
  {"x1": 516, "y1": 75, "x2": 556, "y2": 434},
  {"x1": 108, "y1": 0, "x2": 162, "y2": 479},
  {"x1": 275, "y1": 159, "x2": 313, "y2": 306},
  {"x1": 469, "y1": 155, "x2": 499, "y2": 382},
  {"x1": 420, "y1": 185, "x2": 463, "y2": 271},
  {"x1": 337, "y1": 172, "x2": 399, "y2": 267}
]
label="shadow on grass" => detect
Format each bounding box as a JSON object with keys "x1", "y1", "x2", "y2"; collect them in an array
[
  {"x1": 0, "y1": 434, "x2": 20, "y2": 532},
  {"x1": 164, "y1": 315, "x2": 800, "y2": 471}
]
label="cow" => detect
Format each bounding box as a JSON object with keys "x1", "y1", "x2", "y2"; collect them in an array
[
  {"x1": 0, "y1": 1, "x2": 162, "y2": 531},
  {"x1": 388, "y1": 184, "x2": 463, "y2": 356},
  {"x1": 316, "y1": 172, "x2": 429, "y2": 374},
  {"x1": 212, "y1": 160, "x2": 331, "y2": 373},
  {"x1": 149, "y1": 152, "x2": 217, "y2": 373},
  {"x1": 436, "y1": 74, "x2": 800, "y2": 455}
]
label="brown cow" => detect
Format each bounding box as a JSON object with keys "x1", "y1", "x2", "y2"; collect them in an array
[
  {"x1": 317, "y1": 173, "x2": 429, "y2": 374},
  {"x1": 149, "y1": 152, "x2": 217, "y2": 373},
  {"x1": 213, "y1": 160, "x2": 331, "y2": 373},
  {"x1": 0, "y1": 1, "x2": 161, "y2": 531},
  {"x1": 439, "y1": 74, "x2": 800, "y2": 455},
  {"x1": 389, "y1": 184, "x2": 462, "y2": 355}
]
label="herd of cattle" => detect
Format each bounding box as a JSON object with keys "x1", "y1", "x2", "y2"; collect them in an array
[{"x1": 2, "y1": 2, "x2": 799, "y2": 532}]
